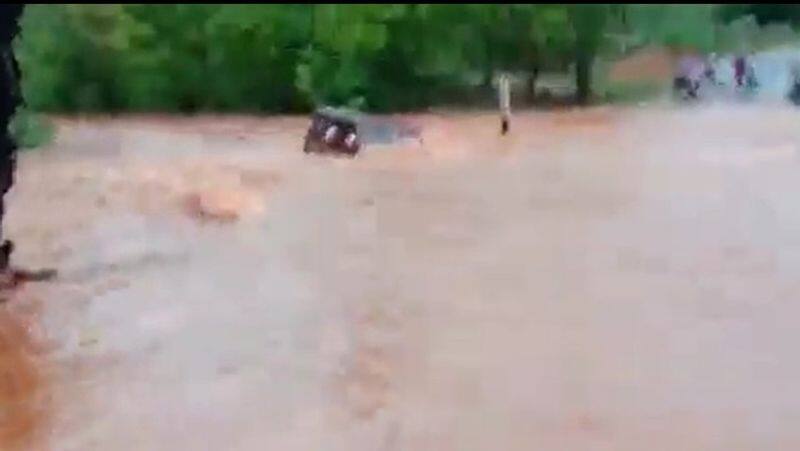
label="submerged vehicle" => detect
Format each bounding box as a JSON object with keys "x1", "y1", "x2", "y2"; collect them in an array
[
  {"x1": 673, "y1": 76, "x2": 701, "y2": 101},
  {"x1": 303, "y1": 107, "x2": 362, "y2": 157}
]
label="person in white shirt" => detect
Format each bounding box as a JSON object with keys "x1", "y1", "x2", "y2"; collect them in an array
[{"x1": 498, "y1": 73, "x2": 511, "y2": 135}]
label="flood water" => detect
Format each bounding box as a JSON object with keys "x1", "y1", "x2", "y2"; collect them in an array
[{"x1": 5, "y1": 104, "x2": 800, "y2": 450}]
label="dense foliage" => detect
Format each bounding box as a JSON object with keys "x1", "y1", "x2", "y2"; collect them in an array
[{"x1": 14, "y1": 4, "x2": 800, "y2": 113}]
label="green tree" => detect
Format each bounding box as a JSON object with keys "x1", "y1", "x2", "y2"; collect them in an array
[{"x1": 19, "y1": 4, "x2": 773, "y2": 113}]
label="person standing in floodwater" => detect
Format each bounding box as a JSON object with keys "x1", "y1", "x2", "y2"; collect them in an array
[
  {"x1": 705, "y1": 53, "x2": 718, "y2": 85},
  {"x1": 746, "y1": 52, "x2": 758, "y2": 89},
  {"x1": 734, "y1": 55, "x2": 747, "y2": 88},
  {"x1": 498, "y1": 73, "x2": 511, "y2": 135}
]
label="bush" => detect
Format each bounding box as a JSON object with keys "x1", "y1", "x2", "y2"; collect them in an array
[
  {"x1": 18, "y1": 5, "x2": 777, "y2": 114},
  {"x1": 13, "y1": 5, "x2": 545, "y2": 114},
  {"x1": 8, "y1": 108, "x2": 55, "y2": 150}
]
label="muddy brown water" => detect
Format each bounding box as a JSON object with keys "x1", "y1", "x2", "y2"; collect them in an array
[
  {"x1": 0, "y1": 296, "x2": 48, "y2": 451},
  {"x1": 6, "y1": 105, "x2": 800, "y2": 450}
]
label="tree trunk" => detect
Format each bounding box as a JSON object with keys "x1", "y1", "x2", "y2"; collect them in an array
[
  {"x1": 483, "y1": 31, "x2": 495, "y2": 89},
  {"x1": 483, "y1": 56, "x2": 494, "y2": 89},
  {"x1": 575, "y1": 50, "x2": 592, "y2": 105},
  {"x1": 527, "y1": 66, "x2": 539, "y2": 104},
  {"x1": 569, "y1": 4, "x2": 606, "y2": 106}
]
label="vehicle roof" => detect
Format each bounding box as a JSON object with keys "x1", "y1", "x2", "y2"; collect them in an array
[{"x1": 314, "y1": 106, "x2": 362, "y2": 123}]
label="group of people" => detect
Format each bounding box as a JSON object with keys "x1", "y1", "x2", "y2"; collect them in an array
[{"x1": 674, "y1": 52, "x2": 758, "y2": 101}]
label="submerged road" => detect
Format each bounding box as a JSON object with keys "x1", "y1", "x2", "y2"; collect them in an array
[{"x1": 4, "y1": 105, "x2": 800, "y2": 450}]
